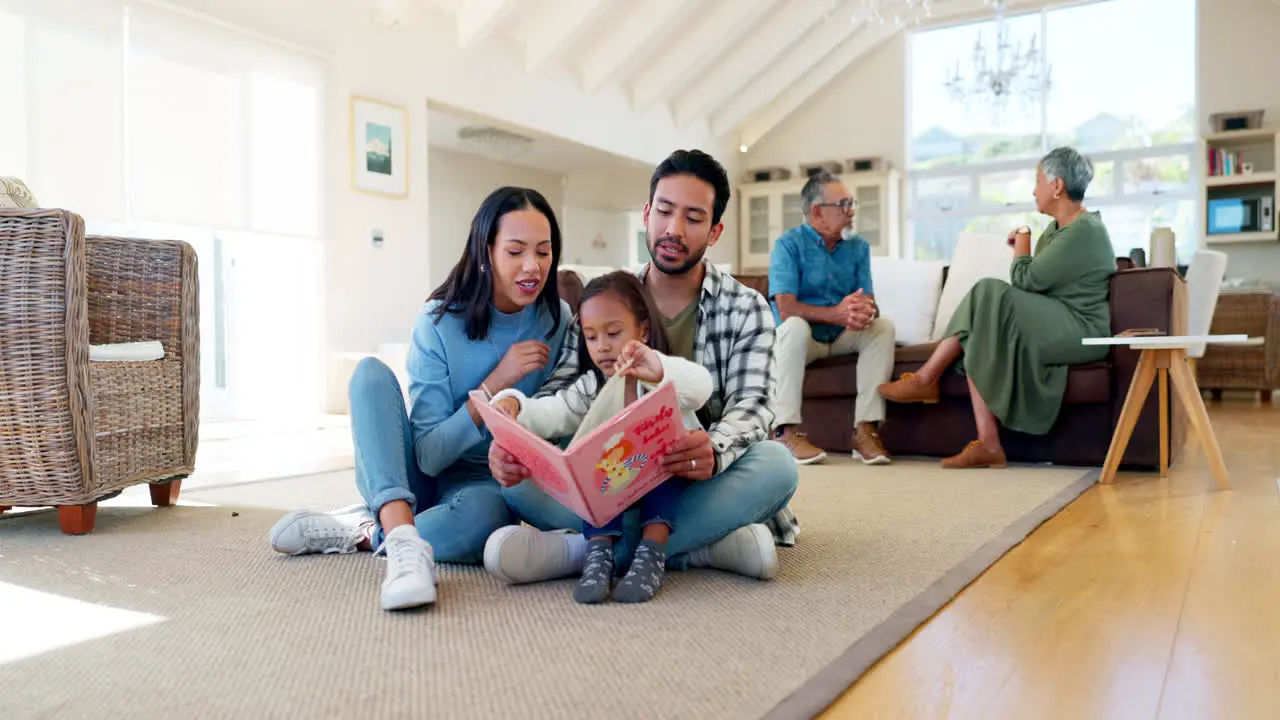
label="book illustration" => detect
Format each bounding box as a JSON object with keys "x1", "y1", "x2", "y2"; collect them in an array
[
  {"x1": 470, "y1": 379, "x2": 683, "y2": 527},
  {"x1": 595, "y1": 432, "x2": 651, "y2": 495}
]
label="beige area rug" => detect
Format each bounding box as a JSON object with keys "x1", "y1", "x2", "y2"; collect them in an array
[{"x1": 0, "y1": 460, "x2": 1096, "y2": 720}]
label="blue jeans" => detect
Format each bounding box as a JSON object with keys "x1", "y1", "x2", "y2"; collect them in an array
[
  {"x1": 350, "y1": 357, "x2": 513, "y2": 564},
  {"x1": 584, "y1": 477, "x2": 682, "y2": 538},
  {"x1": 502, "y1": 440, "x2": 798, "y2": 569}
]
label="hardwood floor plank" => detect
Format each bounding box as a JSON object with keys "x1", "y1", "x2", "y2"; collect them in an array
[
  {"x1": 1157, "y1": 408, "x2": 1280, "y2": 720},
  {"x1": 822, "y1": 401, "x2": 1276, "y2": 719},
  {"x1": 975, "y1": 485, "x2": 1201, "y2": 720}
]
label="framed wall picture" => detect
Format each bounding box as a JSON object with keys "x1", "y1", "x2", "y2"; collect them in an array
[{"x1": 350, "y1": 95, "x2": 409, "y2": 198}]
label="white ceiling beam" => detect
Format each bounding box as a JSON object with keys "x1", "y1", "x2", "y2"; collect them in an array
[
  {"x1": 577, "y1": 0, "x2": 686, "y2": 94},
  {"x1": 520, "y1": 0, "x2": 615, "y2": 73},
  {"x1": 680, "y1": 0, "x2": 833, "y2": 129},
  {"x1": 626, "y1": 0, "x2": 780, "y2": 115},
  {"x1": 455, "y1": 0, "x2": 518, "y2": 49},
  {"x1": 708, "y1": 9, "x2": 863, "y2": 138}
]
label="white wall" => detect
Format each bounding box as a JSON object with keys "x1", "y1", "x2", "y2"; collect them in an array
[
  {"x1": 559, "y1": 163, "x2": 649, "y2": 267},
  {"x1": 426, "y1": 147, "x2": 566, "y2": 287},
  {"x1": 1199, "y1": 0, "x2": 1280, "y2": 283},
  {"x1": 321, "y1": 30, "x2": 433, "y2": 412},
  {"x1": 744, "y1": 33, "x2": 907, "y2": 175},
  {"x1": 560, "y1": 206, "x2": 630, "y2": 267}
]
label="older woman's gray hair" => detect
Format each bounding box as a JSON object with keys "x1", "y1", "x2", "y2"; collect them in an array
[{"x1": 1039, "y1": 146, "x2": 1094, "y2": 202}]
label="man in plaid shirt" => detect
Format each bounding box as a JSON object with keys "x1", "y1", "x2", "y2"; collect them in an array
[{"x1": 485, "y1": 150, "x2": 800, "y2": 587}]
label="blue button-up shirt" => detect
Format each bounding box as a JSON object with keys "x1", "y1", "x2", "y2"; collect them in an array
[{"x1": 768, "y1": 222, "x2": 874, "y2": 344}]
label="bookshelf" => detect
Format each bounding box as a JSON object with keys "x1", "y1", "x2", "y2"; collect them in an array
[{"x1": 1201, "y1": 128, "x2": 1279, "y2": 245}]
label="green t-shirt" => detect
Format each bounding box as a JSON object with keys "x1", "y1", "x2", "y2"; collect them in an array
[{"x1": 662, "y1": 296, "x2": 699, "y2": 362}]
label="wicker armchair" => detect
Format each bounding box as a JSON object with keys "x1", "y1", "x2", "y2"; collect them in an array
[
  {"x1": 0, "y1": 209, "x2": 199, "y2": 534},
  {"x1": 1198, "y1": 290, "x2": 1280, "y2": 403}
]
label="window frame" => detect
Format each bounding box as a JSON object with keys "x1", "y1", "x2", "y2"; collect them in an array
[{"x1": 905, "y1": 1, "x2": 1198, "y2": 260}]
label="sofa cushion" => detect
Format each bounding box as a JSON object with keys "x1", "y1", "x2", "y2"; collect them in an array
[
  {"x1": 0, "y1": 177, "x2": 38, "y2": 208},
  {"x1": 803, "y1": 343, "x2": 936, "y2": 398},
  {"x1": 870, "y1": 257, "x2": 945, "y2": 345},
  {"x1": 931, "y1": 232, "x2": 1013, "y2": 340},
  {"x1": 801, "y1": 351, "x2": 1111, "y2": 404}
]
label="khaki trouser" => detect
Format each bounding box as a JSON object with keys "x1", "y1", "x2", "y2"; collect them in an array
[{"x1": 773, "y1": 315, "x2": 896, "y2": 427}]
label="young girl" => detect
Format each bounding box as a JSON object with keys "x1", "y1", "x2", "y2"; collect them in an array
[{"x1": 489, "y1": 271, "x2": 712, "y2": 604}]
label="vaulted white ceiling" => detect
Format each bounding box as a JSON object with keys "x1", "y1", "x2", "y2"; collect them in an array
[{"x1": 416, "y1": 0, "x2": 1073, "y2": 149}]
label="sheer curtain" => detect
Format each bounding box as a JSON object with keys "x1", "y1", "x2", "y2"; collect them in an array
[
  {"x1": 0, "y1": 0, "x2": 328, "y2": 423},
  {"x1": 124, "y1": 3, "x2": 323, "y2": 237},
  {"x1": 0, "y1": 0, "x2": 125, "y2": 220}
]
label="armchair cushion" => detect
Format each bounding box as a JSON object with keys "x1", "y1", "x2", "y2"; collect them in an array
[{"x1": 90, "y1": 340, "x2": 166, "y2": 362}]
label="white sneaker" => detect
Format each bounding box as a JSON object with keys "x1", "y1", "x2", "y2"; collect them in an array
[
  {"x1": 377, "y1": 525, "x2": 437, "y2": 611},
  {"x1": 483, "y1": 526, "x2": 584, "y2": 585},
  {"x1": 268, "y1": 504, "x2": 374, "y2": 556},
  {"x1": 700, "y1": 524, "x2": 778, "y2": 580}
]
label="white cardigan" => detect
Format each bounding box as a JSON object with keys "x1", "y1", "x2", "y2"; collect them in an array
[{"x1": 491, "y1": 352, "x2": 712, "y2": 440}]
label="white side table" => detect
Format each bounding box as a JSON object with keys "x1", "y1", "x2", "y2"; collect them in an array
[{"x1": 1082, "y1": 334, "x2": 1250, "y2": 488}]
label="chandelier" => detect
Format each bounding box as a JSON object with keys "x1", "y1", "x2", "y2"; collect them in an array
[
  {"x1": 825, "y1": 0, "x2": 934, "y2": 27},
  {"x1": 943, "y1": 0, "x2": 1051, "y2": 118}
]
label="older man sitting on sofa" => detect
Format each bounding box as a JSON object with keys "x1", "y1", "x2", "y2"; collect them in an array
[{"x1": 770, "y1": 171, "x2": 896, "y2": 466}]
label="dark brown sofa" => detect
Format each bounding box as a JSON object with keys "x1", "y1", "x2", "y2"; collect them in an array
[
  {"x1": 557, "y1": 266, "x2": 1185, "y2": 470},
  {"x1": 734, "y1": 267, "x2": 1187, "y2": 470}
]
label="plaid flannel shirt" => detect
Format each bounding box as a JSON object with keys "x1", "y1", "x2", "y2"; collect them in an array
[{"x1": 536, "y1": 262, "x2": 801, "y2": 546}]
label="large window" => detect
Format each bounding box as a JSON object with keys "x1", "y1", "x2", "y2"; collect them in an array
[
  {"x1": 908, "y1": 0, "x2": 1197, "y2": 262},
  {"x1": 0, "y1": 0, "x2": 326, "y2": 422}
]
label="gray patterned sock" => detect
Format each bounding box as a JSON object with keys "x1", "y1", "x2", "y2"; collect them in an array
[
  {"x1": 612, "y1": 539, "x2": 668, "y2": 603},
  {"x1": 573, "y1": 538, "x2": 614, "y2": 604}
]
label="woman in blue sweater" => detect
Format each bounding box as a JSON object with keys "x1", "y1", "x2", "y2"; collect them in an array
[{"x1": 268, "y1": 186, "x2": 570, "y2": 611}]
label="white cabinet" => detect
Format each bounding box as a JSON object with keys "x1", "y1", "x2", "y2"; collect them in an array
[{"x1": 736, "y1": 170, "x2": 901, "y2": 272}]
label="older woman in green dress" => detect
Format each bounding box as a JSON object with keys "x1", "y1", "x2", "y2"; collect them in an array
[{"x1": 878, "y1": 146, "x2": 1116, "y2": 468}]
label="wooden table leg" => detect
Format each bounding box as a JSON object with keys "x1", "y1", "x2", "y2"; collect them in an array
[
  {"x1": 1100, "y1": 350, "x2": 1158, "y2": 484},
  {"x1": 1166, "y1": 350, "x2": 1231, "y2": 489},
  {"x1": 1158, "y1": 366, "x2": 1169, "y2": 477}
]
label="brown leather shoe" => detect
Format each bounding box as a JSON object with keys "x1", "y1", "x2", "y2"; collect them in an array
[
  {"x1": 777, "y1": 427, "x2": 827, "y2": 465},
  {"x1": 941, "y1": 441, "x2": 1008, "y2": 469},
  {"x1": 851, "y1": 423, "x2": 891, "y2": 465},
  {"x1": 878, "y1": 372, "x2": 941, "y2": 404}
]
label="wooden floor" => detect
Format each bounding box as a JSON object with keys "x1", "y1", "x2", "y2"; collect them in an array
[{"x1": 823, "y1": 397, "x2": 1280, "y2": 720}]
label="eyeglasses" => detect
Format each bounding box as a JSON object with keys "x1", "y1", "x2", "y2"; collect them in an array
[{"x1": 815, "y1": 198, "x2": 857, "y2": 211}]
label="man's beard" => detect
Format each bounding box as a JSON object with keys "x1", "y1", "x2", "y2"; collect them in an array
[
  {"x1": 647, "y1": 234, "x2": 706, "y2": 275},
  {"x1": 840, "y1": 220, "x2": 857, "y2": 241}
]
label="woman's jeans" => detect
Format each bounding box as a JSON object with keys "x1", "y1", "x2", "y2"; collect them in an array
[
  {"x1": 502, "y1": 439, "x2": 798, "y2": 570},
  {"x1": 350, "y1": 357, "x2": 513, "y2": 564}
]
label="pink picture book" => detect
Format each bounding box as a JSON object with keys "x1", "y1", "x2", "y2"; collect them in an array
[{"x1": 470, "y1": 381, "x2": 685, "y2": 528}]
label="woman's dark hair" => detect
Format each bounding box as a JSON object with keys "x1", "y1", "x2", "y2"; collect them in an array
[
  {"x1": 427, "y1": 186, "x2": 563, "y2": 341},
  {"x1": 576, "y1": 271, "x2": 671, "y2": 388}
]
